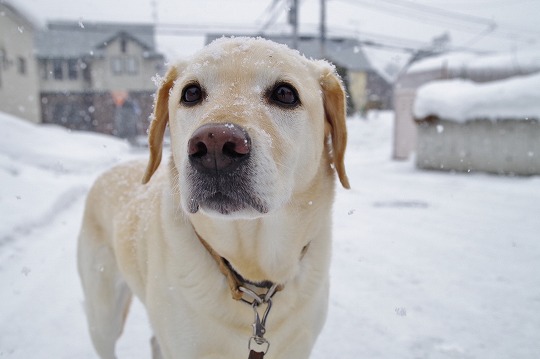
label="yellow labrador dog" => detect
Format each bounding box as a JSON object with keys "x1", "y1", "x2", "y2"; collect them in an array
[{"x1": 78, "y1": 37, "x2": 349, "y2": 359}]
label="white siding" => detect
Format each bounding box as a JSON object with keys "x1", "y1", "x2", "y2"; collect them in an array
[{"x1": 0, "y1": 4, "x2": 40, "y2": 123}]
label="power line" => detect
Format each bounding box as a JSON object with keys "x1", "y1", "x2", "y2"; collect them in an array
[
  {"x1": 336, "y1": 0, "x2": 494, "y2": 32},
  {"x1": 335, "y1": 0, "x2": 538, "y2": 46},
  {"x1": 258, "y1": 0, "x2": 289, "y2": 33},
  {"x1": 375, "y1": 0, "x2": 496, "y2": 27},
  {"x1": 256, "y1": 0, "x2": 281, "y2": 25}
]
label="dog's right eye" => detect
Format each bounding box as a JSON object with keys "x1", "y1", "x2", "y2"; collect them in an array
[
  {"x1": 181, "y1": 85, "x2": 203, "y2": 105},
  {"x1": 270, "y1": 83, "x2": 300, "y2": 107}
]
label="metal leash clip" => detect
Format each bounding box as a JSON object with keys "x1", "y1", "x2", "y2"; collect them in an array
[{"x1": 248, "y1": 298, "x2": 272, "y2": 355}]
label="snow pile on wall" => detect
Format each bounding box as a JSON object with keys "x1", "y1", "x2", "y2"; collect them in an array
[{"x1": 413, "y1": 73, "x2": 540, "y2": 123}]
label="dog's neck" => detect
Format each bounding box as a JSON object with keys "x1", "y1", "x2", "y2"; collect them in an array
[
  {"x1": 193, "y1": 227, "x2": 285, "y2": 301},
  {"x1": 168, "y1": 155, "x2": 335, "y2": 286}
]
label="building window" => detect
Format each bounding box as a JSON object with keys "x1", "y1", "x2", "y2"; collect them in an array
[
  {"x1": 111, "y1": 57, "x2": 123, "y2": 75},
  {"x1": 111, "y1": 56, "x2": 139, "y2": 75},
  {"x1": 53, "y1": 59, "x2": 63, "y2": 80},
  {"x1": 0, "y1": 48, "x2": 6, "y2": 70},
  {"x1": 39, "y1": 61, "x2": 49, "y2": 80},
  {"x1": 17, "y1": 57, "x2": 26, "y2": 75},
  {"x1": 125, "y1": 57, "x2": 138, "y2": 74},
  {"x1": 82, "y1": 62, "x2": 91, "y2": 82},
  {"x1": 68, "y1": 59, "x2": 78, "y2": 80},
  {"x1": 121, "y1": 38, "x2": 127, "y2": 53}
]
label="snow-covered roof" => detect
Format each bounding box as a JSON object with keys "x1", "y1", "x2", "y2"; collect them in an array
[
  {"x1": 35, "y1": 21, "x2": 162, "y2": 59},
  {"x1": 405, "y1": 50, "x2": 540, "y2": 80},
  {"x1": 413, "y1": 72, "x2": 540, "y2": 123},
  {"x1": 407, "y1": 52, "x2": 478, "y2": 75}
]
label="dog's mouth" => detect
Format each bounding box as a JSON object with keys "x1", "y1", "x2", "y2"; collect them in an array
[
  {"x1": 188, "y1": 190, "x2": 268, "y2": 216},
  {"x1": 186, "y1": 168, "x2": 269, "y2": 216}
]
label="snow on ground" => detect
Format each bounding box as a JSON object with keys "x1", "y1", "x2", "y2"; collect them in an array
[
  {"x1": 413, "y1": 73, "x2": 540, "y2": 122},
  {"x1": 1, "y1": 110, "x2": 540, "y2": 358}
]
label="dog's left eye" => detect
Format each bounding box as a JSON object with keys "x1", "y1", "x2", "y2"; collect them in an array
[
  {"x1": 271, "y1": 84, "x2": 299, "y2": 107},
  {"x1": 181, "y1": 85, "x2": 203, "y2": 104}
]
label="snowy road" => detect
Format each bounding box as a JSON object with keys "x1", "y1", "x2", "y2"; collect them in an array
[{"x1": 1, "y1": 111, "x2": 539, "y2": 358}]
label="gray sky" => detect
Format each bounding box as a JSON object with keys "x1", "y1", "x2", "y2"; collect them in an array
[{"x1": 12, "y1": 0, "x2": 540, "y2": 75}]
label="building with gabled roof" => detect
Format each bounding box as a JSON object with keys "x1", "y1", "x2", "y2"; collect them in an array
[{"x1": 35, "y1": 21, "x2": 165, "y2": 138}]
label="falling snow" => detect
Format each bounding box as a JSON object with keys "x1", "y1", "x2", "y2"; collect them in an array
[{"x1": 0, "y1": 110, "x2": 539, "y2": 358}]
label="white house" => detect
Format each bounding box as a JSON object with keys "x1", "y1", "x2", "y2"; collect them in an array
[
  {"x1": 0, "y1": 1, "x2": 41, "y2": 123},
  {"x1": 35, "y1": 21, "x2": 165, "y2": 137}
]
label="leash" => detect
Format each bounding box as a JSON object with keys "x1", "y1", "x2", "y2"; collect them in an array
[{"x1": 194, "y1": 229, "x2": 282, "y2": 358}]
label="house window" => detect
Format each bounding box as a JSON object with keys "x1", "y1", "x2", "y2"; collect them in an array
[
  {"x1": 0, "y1": 48, "x2": 6, "y2": 69},
  {"x1": 121, "y1": 38, "x2": 127, "y2": 53},
  {"x1": 125, "y1": 57, "x2": 138, "y2": 74},
  {"x1": 39, "y1": 61, "x2": 49, "y2": 80},
  {"x1": 53, "y1": 59, "x2": 63, "y2": 80},
  {"x1": 82, "y1": 62, "x2": 91, "y2": 82},
  {"x1": 111, "y1": 57, "x2": 123, "y2": 75},
  {"x1": 17, "y1": 57, "x2": 26, "y2": 75},
  {"x1": 68, "y1": 59, "x2": 78, "y2": 80}
]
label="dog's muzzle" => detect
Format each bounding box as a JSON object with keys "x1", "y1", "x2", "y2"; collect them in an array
[{"x1": 186, "y1": 123, "x2": 267, "y2": 215}]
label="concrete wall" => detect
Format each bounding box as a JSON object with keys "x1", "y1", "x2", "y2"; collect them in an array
[
  {"x1": 416, "y1": 119, "x2": 540, "y2": 175},
  {"x1": 392, "y1": 88, "x2": 417, "y2": 160},
  {"x1": 0, "y1": 4, "x2": 40, "y2": 123}
]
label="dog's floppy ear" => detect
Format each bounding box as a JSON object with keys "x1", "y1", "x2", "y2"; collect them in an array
[
  {"x1": 320, "y1": 65, "x2": 351, "y2": 189},
  {"x1": 142, "y1": 66, "x2": 179, "y2": 184}
]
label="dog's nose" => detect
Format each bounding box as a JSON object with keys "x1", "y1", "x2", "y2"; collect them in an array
[{"x1": 188, "y1": 123, "x2": 251, "y2": 173}]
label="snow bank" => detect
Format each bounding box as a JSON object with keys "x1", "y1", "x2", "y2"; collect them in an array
[
  {"x1": 0, "y1": 111, "x2": 135, "y2": 242},
  {"x1": 413, "y1": 73, "x2": 540, "y2": 122},
  {"x1": 0, "y1": 111, "x2": 130, "y2": 173}
]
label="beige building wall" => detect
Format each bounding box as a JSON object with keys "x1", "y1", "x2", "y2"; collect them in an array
[
  {"x1": 39, "y1": 36, "x2": 161, "y2": 93},
  {"x1": 347, "y1": 71, "x2": 367, "y2": 113},
  {"x1": 93, "y1": 37, "x2": 159, "y2": 92},
  {"x1": 0, "y1": 4, "x2": 40, "y2": 123}
]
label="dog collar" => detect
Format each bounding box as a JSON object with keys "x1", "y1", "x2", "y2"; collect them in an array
[
  {"x1": 194, "y1": 229, "x2": 283, "y2": 301},
  {"x1": 193, "y1": 228, "x2": 286, "y2": 358},
  {"x1": 193, "y1": 227, "x2": 311, "y2": 358}
]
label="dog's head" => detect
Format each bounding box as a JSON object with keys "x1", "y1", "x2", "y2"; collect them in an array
[{"x1": 143, "y1": 37, "x2": 349, "y2": 218}]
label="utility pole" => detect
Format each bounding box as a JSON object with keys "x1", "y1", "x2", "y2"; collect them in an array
[
  {"x1": 151, "y1": 0, "x2": 158, "y2": 25},
  {"x1": 320, "y1": 0, "x2": 326, "y2": 58},
  {"x1": 289, "y1": 0, "x2": 299, "y2": 49}
]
